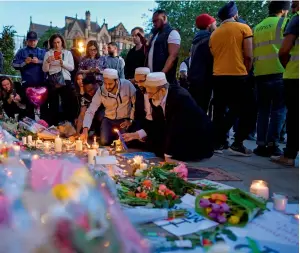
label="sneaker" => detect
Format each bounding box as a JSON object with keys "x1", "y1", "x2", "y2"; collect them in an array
[
  {"x1": 270, "y1": 155, "x2": 294, "y2": 166},
  {"x1": 267, "y1": 145, "x2": 283, "y2": 156},
  {"x1": 214, "y1": 145, "x2": 224, "y2": 154},
  {"x1": 253, "y1": 146, "x2": 269, "y2": 157},
  {"x1": 228, "y1": 143, "x2": 252, "y2": 157}
]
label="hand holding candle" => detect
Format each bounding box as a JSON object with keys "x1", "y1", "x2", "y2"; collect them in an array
[{"x1": 113, "y1": 128, "x2": 128, "y2": 150}]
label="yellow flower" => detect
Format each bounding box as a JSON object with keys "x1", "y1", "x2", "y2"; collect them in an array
[
  {"x1": 235, "y1": 210, "x2": 245, "y2": 218},
  {"x1": 52, "y1": 184, "x2": 71, "y2": 201},
  {"x1": 202, "y1": 196, "x2": 210, "y2": 199},
  {"x1": 70, "y1": 168, "x2": 96, "y2": 186},
  {"x1": 228, "y1": 215, "x2": 240, "y2": 225},
  {"x1": 206, "y1": 207, "x2": 212, "y2": 214}
]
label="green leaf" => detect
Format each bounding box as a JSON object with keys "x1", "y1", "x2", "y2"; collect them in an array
[{"x1": 222, "y1": 229, "x2": 237, "y2": 242}]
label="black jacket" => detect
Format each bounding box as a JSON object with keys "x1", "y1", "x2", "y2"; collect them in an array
[
  {"x1": 188, "y1": 30, "x2": 213, "y2": 86},
  {"x1": 149, "y1": 85, "x2": 214, "y2": 161}
]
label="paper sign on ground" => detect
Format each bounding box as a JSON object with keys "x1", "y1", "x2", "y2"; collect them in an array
[
  {"x1": 154, "y1": 201, "x2": 217, "y2": 236},
  {"x1": 95, "y1": 156, "x2": 117, "y2": 165},
  {"x1": 190, "y1": 179, "x2": 235, "y2": 190},
  {"x1": 230, "y1": 208, "x2": 299, "y2": 246}
]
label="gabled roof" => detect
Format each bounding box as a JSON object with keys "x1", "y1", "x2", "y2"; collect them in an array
[
  {"x1": 108, "y1": 22, "x2": 128, "y2": 34},
  {"x1": 29, "y1": 23, "x2": 51, "y2": 38},
  {"x1": 65, "y1": 16, "x2": 101, "y2": 34}
]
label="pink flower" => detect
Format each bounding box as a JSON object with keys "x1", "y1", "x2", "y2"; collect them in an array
[
  {"x1": 159, "y1": 184, "x2": 167, "y2": 191},
  {"x1": 37, "y1": 119, "x2": 49, "y2": 128},
  {"x1": 172, "y1": 163, "x2": 188, "y2": 181}
]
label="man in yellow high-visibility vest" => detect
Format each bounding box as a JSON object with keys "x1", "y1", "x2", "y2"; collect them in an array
[
  {"x1": 253, "y1": 1, "x2": 290, "y2": 157},
  {"x1": 272, "y1": 1, "x2": 299, "y2": 166}
]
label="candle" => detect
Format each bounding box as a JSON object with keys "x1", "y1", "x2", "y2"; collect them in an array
[
  {"x1": 140, "y1": 163, "x2": 148, "y2": 170},
  {"x1": 27, "y1": 135, "x2": 32, "y2": 144},
  {"x1": 43, "y1": 141, "x2": 51, "y2": 152},
  {"x1": 13, "y1": 145, "x2": 20, "y2": 156},
  {"x1": 92, "y1": 137, "x2": 99, "y2": 150},
  {"x1": 113, "y1": 129, "x2": 128, "y2": 150},
  {"x1": 55, "y1": 136, "x2": 62, "y2": 152},
  {"x1": 250, "y1": 180, "x2": 269, "y2": 200},
  {"x1": 22, "y1": 137, "x2": 27, "y2": 145},
  {"x1": 76, "y1": 138, "x2": 83, "y2": 151},
  {"x1": 272, "y1": 193, "x2": 288, "y2": 212},
  {"x1": 88, "y1": 149, "x2": 97, "y2": 165}
]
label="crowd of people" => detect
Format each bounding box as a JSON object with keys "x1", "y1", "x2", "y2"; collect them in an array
[{"x1": 0, "y1": 1, "x2": 298, "y2": 165}]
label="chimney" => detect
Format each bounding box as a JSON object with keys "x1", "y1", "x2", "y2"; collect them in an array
[{"x1": 85, "y1": 11, "x2": 91, "y2": 31}]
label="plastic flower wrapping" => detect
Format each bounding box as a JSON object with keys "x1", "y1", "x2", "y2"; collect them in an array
[{"x1": 0, "y1": 156, "x2": 150, "y2": 253}]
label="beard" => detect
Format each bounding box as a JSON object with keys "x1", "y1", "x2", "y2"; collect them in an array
[{"x1": 108, "y1": 52, "x2": 114, "y2": 57}]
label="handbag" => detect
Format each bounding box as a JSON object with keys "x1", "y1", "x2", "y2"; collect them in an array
[
  {"x1": 48, "y1": 71, "x2": 65, "y2": 89},
  {"x1": 48, "y1": 51, "x2": 66, "y2": 88}
]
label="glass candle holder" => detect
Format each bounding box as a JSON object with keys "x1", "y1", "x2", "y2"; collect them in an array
[
  {"x1": 272, "y1": 193, "x2": 288, "y2": 212},
  {"x1": 250, "y1": 180, "x2": 269, "y2": 200}
]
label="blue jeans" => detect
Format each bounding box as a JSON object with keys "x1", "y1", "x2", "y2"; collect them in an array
[
  {"x1": 256, "y1": 76, "x2": 286, "y2": 147},
  {"x1": 100, "y1": 117, "x2": 127, "y2": 146}
]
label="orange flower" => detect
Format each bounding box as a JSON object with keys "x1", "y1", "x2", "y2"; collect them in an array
[
  {"x1": 142, "y1": 180, "x2": 152, "y2": 188},
  {"x1": 136, "y1": 191, "x2": 148, "y2": 199},
  {"x1": 211, "y1": 193, "x2": 227, "y2": 202},
  {"x1": 165, "y1": 189, "x2": 176, "y2": 198}
]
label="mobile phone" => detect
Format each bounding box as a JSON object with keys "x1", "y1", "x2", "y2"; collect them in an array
[
  {"x1": 12, "y1": 89, "x2": 16, "y2": 96},
  {"x1": 54, "y1": 51, "x2": 62, "y2": 60},
  {"x1": 28, "y1": 54, "x2": 33, "y2": 59}
]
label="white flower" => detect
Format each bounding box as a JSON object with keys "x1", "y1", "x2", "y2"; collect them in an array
[{"x1": 134, "y1": 169, "x2": 143, "y2": 177}]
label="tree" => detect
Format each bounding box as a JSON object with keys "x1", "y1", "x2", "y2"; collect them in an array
[
  {"x1": 120, "y1": 48, "x2": 129, "y2": 60},
  {"x1": 0, "y1": 26, "x2": 18, "y2": 75},
  {"x1": 153, "y1": 1, "x2": 268, "y2": 64},
  {"x1": 37, "y1": 27, "x2": 61, "y2": 48}
]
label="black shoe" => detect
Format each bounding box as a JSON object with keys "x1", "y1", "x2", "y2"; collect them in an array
[
  {"x1": 253, "y1": 146, "x2": 269, "y2": 157},
  {"x1": 229, "y1": 143, "x2": 252, "y2": 157},
  {"x1": 267, "y1": 145, "x2": 283, "y2": 156}
]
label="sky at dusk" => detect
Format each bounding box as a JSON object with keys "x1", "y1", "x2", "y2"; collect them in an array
[{"x1": 0, "y1": 1, "x2": 157, "y2": 36}]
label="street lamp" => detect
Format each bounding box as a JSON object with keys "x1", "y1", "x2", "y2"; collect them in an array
[{"x1": 78, "y1": 41, "x2": 85, "y2": 53}]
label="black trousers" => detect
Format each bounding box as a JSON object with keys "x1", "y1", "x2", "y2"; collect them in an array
[
  {"x1": 213, "y1": 76, "x2": 256, "y2": 145},
  {"x1": 47, "y1": 81, "x2": 75, "y2": 126},
  {"x1": 284, "y1": 79, "x2": 299, "y2": 159},
  {"x1": 189, "y1": 81, "x2": 213, "y2": 113}
]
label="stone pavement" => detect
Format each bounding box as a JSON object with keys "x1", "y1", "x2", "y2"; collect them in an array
[{"x1": 188, "y1": 138, "x2": 299, "y2": 202}]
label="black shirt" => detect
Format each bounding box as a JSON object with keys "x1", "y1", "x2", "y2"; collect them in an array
[{"x1": 124, "y1": 46, "x2": 146, "y2": 79}]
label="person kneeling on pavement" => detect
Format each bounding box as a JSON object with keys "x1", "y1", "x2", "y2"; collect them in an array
[
  {"x1": 124, "y1": 72, "x2": 214, "y2": 162},
  {"x1": 81, "y1": 68, "x2": 136, "y2": 145}
]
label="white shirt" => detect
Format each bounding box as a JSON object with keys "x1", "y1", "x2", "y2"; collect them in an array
[
  {"x1": 148, "y1": 30, "x2": 181, "y2": 72},
  {"x1": 42, "y1": 49, "x2": 74, "y2": 81},
  {"x1": 179, "y1": 61, "x2": 188, "y2": 73},
  {"x1": 137, "y1": 90, "x2": 168, "y2": 139}
]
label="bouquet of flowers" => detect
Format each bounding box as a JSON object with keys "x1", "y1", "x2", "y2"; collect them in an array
[
  {"x1": 195, "y1": 189, "x2": 267, "y2": 227},
  {"x1": 117, "y1": 163, "x2": 216, "y2": 208}
]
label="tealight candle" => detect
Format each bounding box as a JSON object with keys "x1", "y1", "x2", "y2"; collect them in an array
[
  {"x1": 250, "y1": 180, "x2": 269, "y2": 200},
  {"x1": 13, "y1": 145, "x2": 20, "y2": 156},
  {"x1": 88, "y1": 149, "x2": 97, "y2": 165},
  {"x1": 32, "y1": 154, "x2": 39, "y2": 160},
  {"x1": 272, "y1": 193, "x2": 288, "y2": 212},
  {"x1": 76, "y1": 138, "x2": 83, "y2": 151},
  {"x1": 22, "y1": 137, "x2": 27, "y2": 145},
  {"x1": 55, "y1": 136, "x2": 62, "y2": 152},
  {"x1": 27, "y1": 135, "x2": 32, "y2": 144}
]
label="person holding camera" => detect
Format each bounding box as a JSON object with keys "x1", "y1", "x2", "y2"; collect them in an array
[
  {"x1": 12, "y1": 31, "x2": 46, "y2": 119},
  {"x1": 0, "y1": 77, "x2": 26, "y2": 119},
  {"x1": 124, "y1": 27, "x2": 147, "y2": 81}
]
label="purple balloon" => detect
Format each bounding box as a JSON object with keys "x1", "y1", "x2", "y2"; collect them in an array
[
  {"x1": 220, "y1": 203, "x2": 230, "y2": 213},
  {"x1": 199, "y1": 199, "x2": 211, "y2": 208}
]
